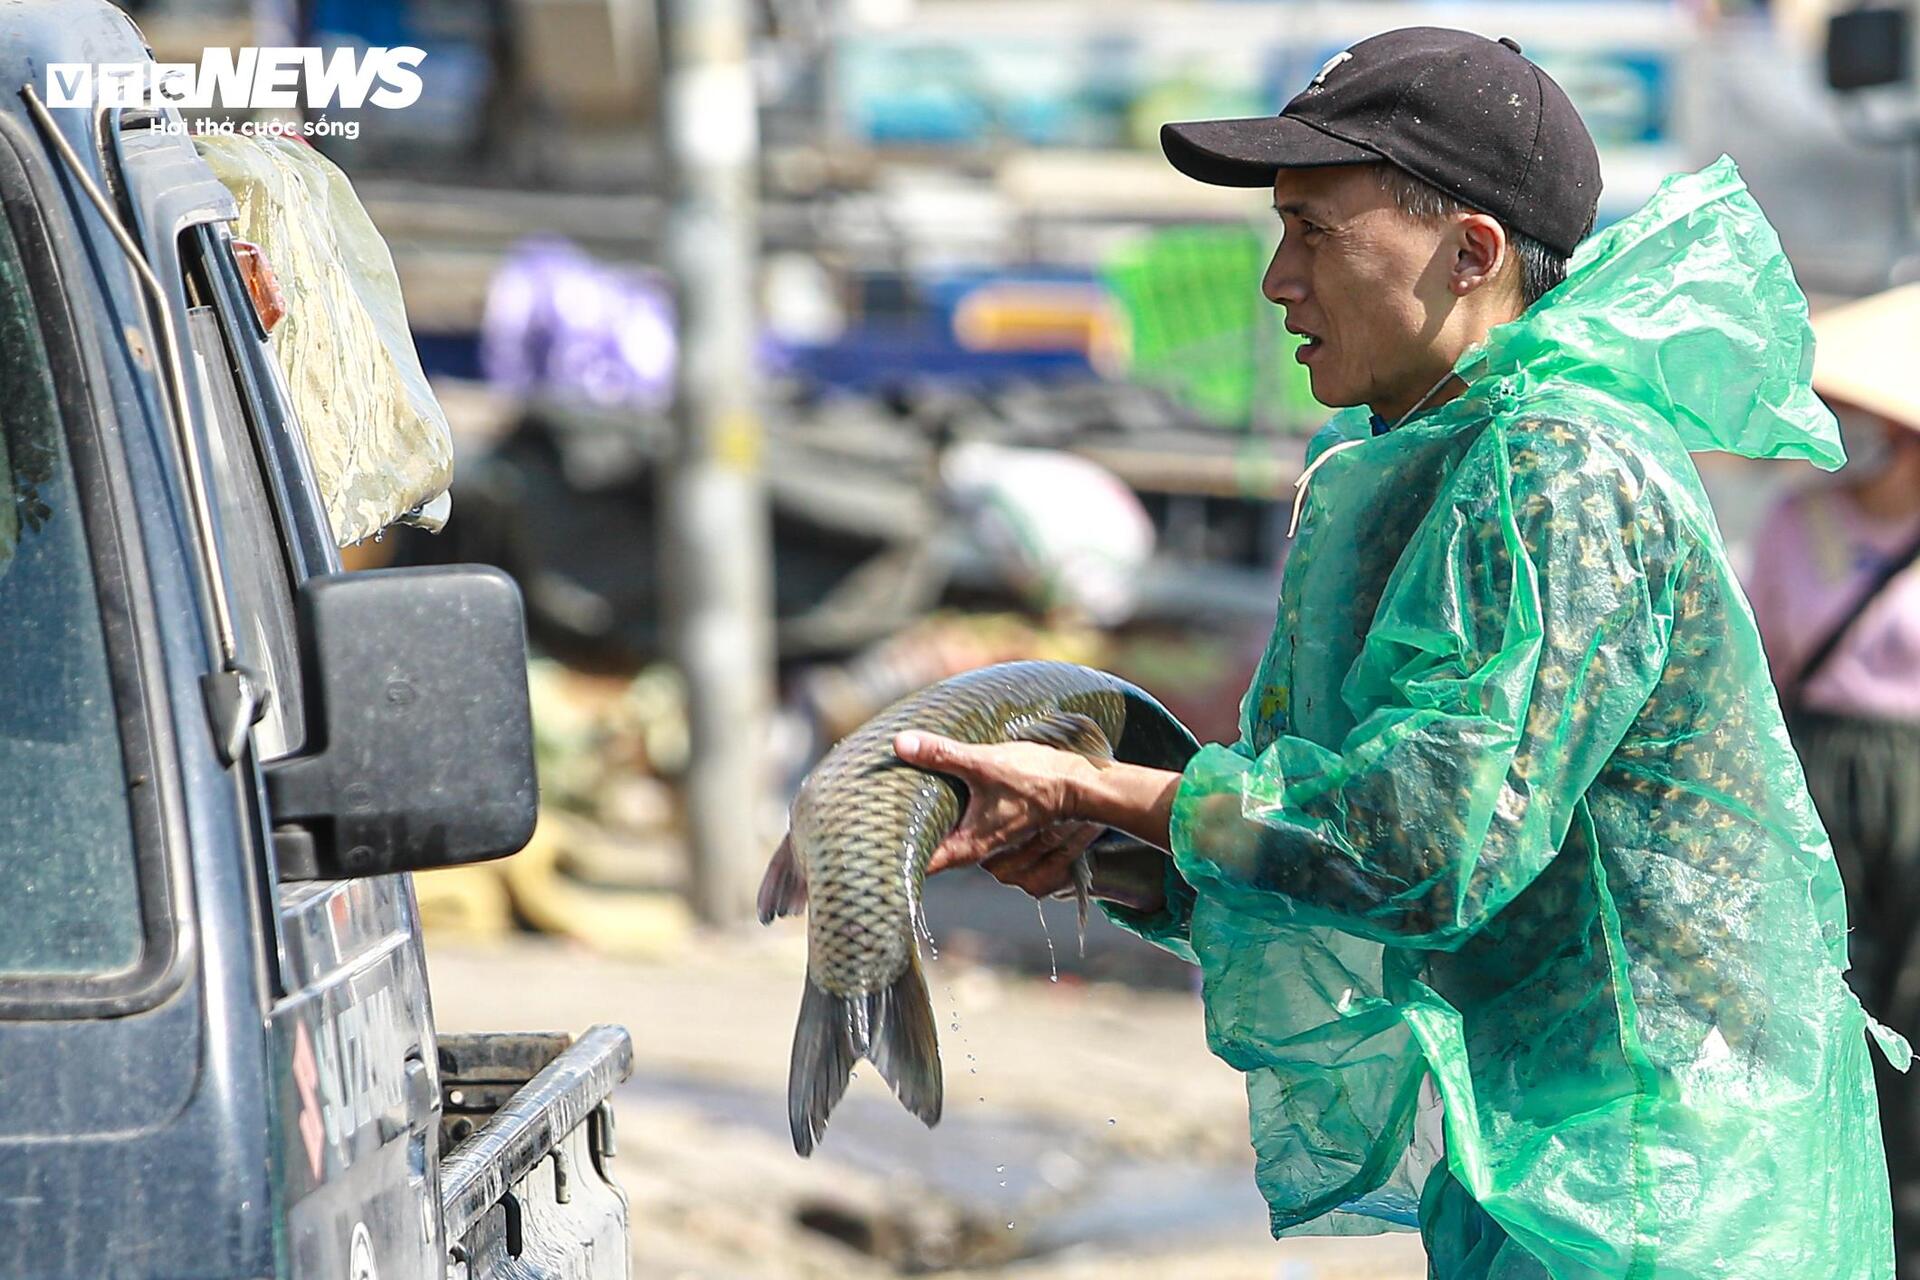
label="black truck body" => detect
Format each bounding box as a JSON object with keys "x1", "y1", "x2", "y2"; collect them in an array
[{"x1": 0, "y1": 4, "x2": 630, "y2": 1276}]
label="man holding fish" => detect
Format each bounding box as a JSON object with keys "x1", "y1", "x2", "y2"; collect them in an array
[{"x1": 879, "y1": 27, "x2": 1903, "y2": 1280}]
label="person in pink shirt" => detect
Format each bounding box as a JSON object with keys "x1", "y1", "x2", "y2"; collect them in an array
[
  {"x1": 1750, "y1": 428, "x2": 1920, "y2": 724},
  {"x1": 1747, "y1": 283, "x2": 1920, "y2": 1277}
]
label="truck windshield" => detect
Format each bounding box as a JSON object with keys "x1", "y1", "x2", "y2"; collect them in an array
[{"x1": 0, "y1": 188, "x2": 143, "y2": 977}]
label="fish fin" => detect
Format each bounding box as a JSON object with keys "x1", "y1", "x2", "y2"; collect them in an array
[
  {"x1": 1007, "y1": 711, "x2": 1114, "y2": 762},
  {"x1": 787, "y1": 977, "x2": 858, "y2": 1157},
  {"x1": 756, "y1": 834, "x2": 807, "y2": 925},
  {"x1": 1070, "y1": 853, "x2": 1092, "y2": 957},
  {"x1": 1080, "y1": 831, "x2": 1174, "y2": 914},
  {"x1": 866, "y1": 952, "x2": 943, "y2": 1131}
]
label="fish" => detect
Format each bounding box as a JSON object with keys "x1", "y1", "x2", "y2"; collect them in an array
[{"x1": 757, "y1": 659, "x2": 1199, "y2": 1156}]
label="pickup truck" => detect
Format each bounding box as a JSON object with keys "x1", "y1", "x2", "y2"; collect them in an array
[{"x1": 0, "y1": 3, "x2": 631, "y2": 1276}]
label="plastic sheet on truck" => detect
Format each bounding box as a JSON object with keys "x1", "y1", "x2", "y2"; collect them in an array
[{"x1": 194, "y1": 133, "x2": 453, "y2": 546}]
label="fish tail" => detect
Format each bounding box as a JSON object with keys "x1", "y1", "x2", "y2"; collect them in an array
[
  {"x1": 788, "y1": 978, "x2": 859, "y2": 1157},
  {"x1": 867, "y1": 951, "x2": 943, "y2": 1131},
  {"x1": 787, "y1": 956, "x2": 944, "y2": 1156}
]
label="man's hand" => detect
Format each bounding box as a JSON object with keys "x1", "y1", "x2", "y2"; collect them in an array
[
  {"x1": 892, "y1": 731, "x2": 1182, "y2": 900},
  {"x1": 984, "y1": 820, "x2": 1105, "y2": 898},
  {"x1": 891, "y1": 733, "x2": 1095, "y2": 875}
]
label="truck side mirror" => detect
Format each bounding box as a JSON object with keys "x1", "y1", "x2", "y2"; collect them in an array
[{"x1": 265, "y1": 566, "x2": 538, "y2": 879}]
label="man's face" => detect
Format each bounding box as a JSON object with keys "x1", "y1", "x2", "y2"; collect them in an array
[{"x1": 1263, "y1": 166, "x2": 1463, "y2": 420}]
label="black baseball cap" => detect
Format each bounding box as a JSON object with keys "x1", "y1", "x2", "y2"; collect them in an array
[{"x1": 1161, "y1": 28, "x2": 1601, "y2": 256}]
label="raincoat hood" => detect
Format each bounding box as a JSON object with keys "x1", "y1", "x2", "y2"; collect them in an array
[{"x1": 1463, "y1": 155, "x2": 1845, "y2": 469}]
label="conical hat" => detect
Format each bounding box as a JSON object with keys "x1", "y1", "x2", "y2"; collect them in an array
[{"x1": 1812, "y1": 284, "x2": 1920, "y2": 432}]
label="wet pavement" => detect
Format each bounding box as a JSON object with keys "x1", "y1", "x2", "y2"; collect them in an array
[
  {"x1": 427, "y1": 932, "x2": 1428, "y2": 1278},
  {"x1": 621, "y1": 1066, "x2": 1269, "y2": 1255}
]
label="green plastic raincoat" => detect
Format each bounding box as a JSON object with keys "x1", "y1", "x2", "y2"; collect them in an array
[{"x1": 1107, "y1": 158, "x2": 1907, "y2": 1277}]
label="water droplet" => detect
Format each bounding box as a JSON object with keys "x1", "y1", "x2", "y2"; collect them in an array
[
  {"x1": 995, "y1": 1165, "x2": 1005, "y2": 1173},
  {"x1": 1006, "y1": 1221, "x2": 1015, "y2": 1230},
  {"x1": 1107, "y1": 1117, "x2": 1117, "y2": 1126},
  {"x1": 1036, "y1": 900, "x2": 1059, "y2": 983}
]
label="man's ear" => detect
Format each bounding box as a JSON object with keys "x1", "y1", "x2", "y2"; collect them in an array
[{"x1": 1451, "y1": 213, "x2": 1509, "y2": 298}]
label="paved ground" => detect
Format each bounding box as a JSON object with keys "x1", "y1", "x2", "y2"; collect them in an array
[{"x1": 425, "y1": 926, "x2": 1429, "y2": 1280}]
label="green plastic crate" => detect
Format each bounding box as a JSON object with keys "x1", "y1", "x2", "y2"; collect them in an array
[{"x1": 1103, "y1": 224, "x2": 1324, "y2": 431}]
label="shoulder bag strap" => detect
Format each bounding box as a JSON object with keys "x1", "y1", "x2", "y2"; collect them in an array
[{"x1": 1785, "y1": 521, "x2": 1920, "y2": 708}]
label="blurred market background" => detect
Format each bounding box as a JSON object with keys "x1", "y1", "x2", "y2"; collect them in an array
[{"x1": 129, "y1": 0, "x2": 1920, "y2": 1274}]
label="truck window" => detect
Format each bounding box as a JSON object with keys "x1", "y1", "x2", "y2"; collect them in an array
[
  {"x1": 0, "y1": 190, "x2": 142, "y2": 976},
  {"x1": 186, "y1": 295, "x2": 305, "y2": 761}
]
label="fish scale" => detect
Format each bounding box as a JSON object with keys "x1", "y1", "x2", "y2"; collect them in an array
[{"x1": 757, "y1": 660, "x2": 1199, "y2": 1155}]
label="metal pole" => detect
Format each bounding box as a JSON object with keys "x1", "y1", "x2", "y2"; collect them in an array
[{"x1": 657, "y1": 0, "x2": 777, "y2": 925}]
